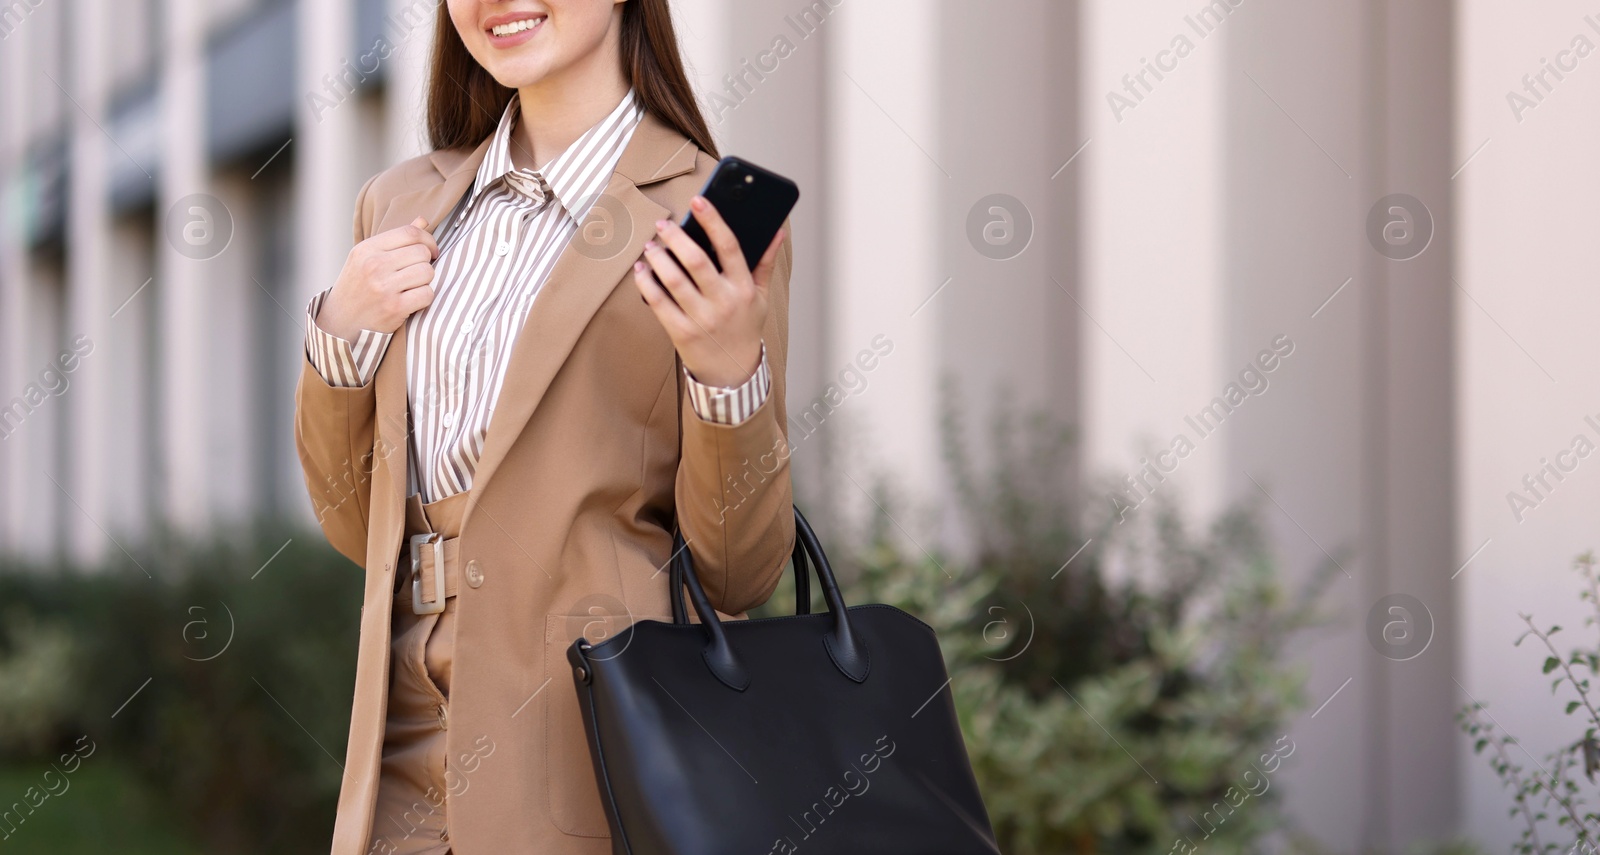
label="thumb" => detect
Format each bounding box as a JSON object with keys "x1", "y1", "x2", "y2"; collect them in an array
[{"x1": 412, "y1": 216, "x2": 429, "y2": 230}]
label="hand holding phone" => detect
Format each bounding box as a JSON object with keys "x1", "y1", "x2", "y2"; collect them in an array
[{"x1": 633, "y1": 156, "x2": 800, "y2": 387}]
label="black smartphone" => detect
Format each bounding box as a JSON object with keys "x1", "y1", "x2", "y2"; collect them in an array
[{"x1": 673, "y1": 156, "x2": 799, "y2": 273}]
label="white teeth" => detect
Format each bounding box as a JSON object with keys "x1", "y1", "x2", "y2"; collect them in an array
[{"x1": 491, "y1": 17, "x2": 543, "y2": 37}]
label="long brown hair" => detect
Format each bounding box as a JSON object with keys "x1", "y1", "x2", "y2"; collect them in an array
[{"x1": 425, "y1": 0, "x2": 718, "y2": 159}]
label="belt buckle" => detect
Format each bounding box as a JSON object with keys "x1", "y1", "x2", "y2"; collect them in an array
[{"x1": 410, "y1": 532, "x2": 446, "y2": 615}]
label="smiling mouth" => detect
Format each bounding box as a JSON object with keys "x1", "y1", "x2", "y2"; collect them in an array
[{"x1": 489, "y1": 16, "x2": 545, "y2": 37}]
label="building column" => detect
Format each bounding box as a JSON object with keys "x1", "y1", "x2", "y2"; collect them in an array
[
  {"x1": 383, "y1": 0, "x2": 436, "y2": 165},
  {"x1": 63, "y1": 0, "x2": 113, "y2": 566},
  {"x1": 673, "y1": 0, "x2": 734, "y2": 119},
  {"x1": 297, "y1": 0, "x2": 359, "y2": 306},
  {"x1": 1221, "y1": 0, "x2": 1458, "y2": 849},
  {"x1": 1356, "y1": 3, "x2": 1458, "y2": 844},
  {"x1": 1080, "y1": 0, "x2": 1229, "y2": 529},
  {"x1": 0, "y1": 22, "x2": 30, "y2": 554},
  {"x1": 823, "y1": 0, "x2": 943, "y2": 541},
  {"x1": 294, "y1": 2, "x2": 359, "y2": 360},
  {"x1": 932, "y1": 0, "x2": 1081, "y2": 547},
  {"x1": 157, "y1": 0, "x2": 210, "y2": 536}
]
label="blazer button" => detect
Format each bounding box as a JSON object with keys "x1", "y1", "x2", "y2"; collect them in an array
[{"x1": 465, "y1": 560, "x2": 484, "y2": 588}]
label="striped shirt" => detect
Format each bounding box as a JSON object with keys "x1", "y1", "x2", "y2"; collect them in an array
[{"x1": 303, "y1": 88, "x2": 772, "y2": 502}]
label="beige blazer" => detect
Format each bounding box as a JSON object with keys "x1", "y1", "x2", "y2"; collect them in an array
[{"x1": 293, "y1": 108, "x2": 796, "y2": 855}]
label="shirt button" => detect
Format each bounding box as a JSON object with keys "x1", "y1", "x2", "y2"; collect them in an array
[
  {"x1": 466, "y1": 560, "x2": 484, "y2": 588},
  {"x1": 438, "y1": 703, "x2": 449, "y2": 730},
  {"x1": 461, "y1": 320, "x2": 474, "y2": 332},
  {"x1": 442, "y1": 411, "x2": 455, "y2": 426},
  {"x1": 496, "y1": 241, "x2": 510, "y2": 256}
]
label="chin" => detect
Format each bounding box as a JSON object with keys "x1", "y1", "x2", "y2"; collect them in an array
[{"x1": 485, "y1": 58, "x2": 559, "y2": 90}]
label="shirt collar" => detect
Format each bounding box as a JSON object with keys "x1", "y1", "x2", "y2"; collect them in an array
[{"x1": 469, "y1": 87, "x2": 645, "y2": 224}]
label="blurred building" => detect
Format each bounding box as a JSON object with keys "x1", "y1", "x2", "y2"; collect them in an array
[{"x1": 1, "y1": 0, "x2": 1595, "y2": 852}]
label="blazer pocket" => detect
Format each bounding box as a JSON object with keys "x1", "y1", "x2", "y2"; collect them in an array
[{"x1": 544, "y1": 611, "x2": 670, "y2": 837}]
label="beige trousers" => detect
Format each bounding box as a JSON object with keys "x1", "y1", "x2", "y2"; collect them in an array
[{"x1": 365, "y1": 490, "x2": 468, "y2": 855}]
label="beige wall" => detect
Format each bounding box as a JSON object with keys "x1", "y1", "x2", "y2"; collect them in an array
[
  {"x1": 1082, "y1": 0, "x2": 1229, "y2": 529},
  {"x1": 1457, "y1": 0, "x2": 1600, "y2": 850}
]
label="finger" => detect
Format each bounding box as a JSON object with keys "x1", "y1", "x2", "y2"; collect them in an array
[
  {"x1": 366, "y1": 220, "x2": 432, "y2": 254},
  {"x1": 370, "y1": 218, "x2": 437, "y2": 258},
  {"x1": 391, "y1": 260, "x2": 437, "y2": 291},
  {"x1": 750, "y1": 227, "x2": 786, "y2": 294},
  {"x1": 641, "y1": 239, "x2": 708, "y2": 315},
  {"x1": 396, "y1": 283, "x2": 435, "y2": 316},
  {"x1": 684, "y1": 196, "x2": 751, "y2": 284},
  {"x1": 417, "y1": 224, "x2": 439, "y2": 260},
  {"x1": 409, "y1": 216, "x2": 440, "y2": 259},
  {"x1": 384, "y1": 242, "x2": 435, "y2": 272},
  {"x1": 652, "y1": 218, "x2": 726, "y2": 297},
  {"x1": 633, "y1": 260, "x2": 692, "y2": 331}
]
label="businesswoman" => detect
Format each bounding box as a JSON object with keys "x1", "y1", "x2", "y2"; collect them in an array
[{"x1": 292, "y1": 1, "x2": 796, "y2": 852}]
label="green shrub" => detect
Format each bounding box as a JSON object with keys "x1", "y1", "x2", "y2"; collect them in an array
[
  {"x1": 0, "y1": 609, "x2": 79, "y2": 756},
  {"x1": 1460, "y1": 551, "x2": 1600, "y2": 855},
  {"x1": 767, "y1": 394, "x2": 1338, "y2": 854},
  {"x1": 0, "y1": 519, "x2": 362, "y2": 853},
  {"x1": 0, "y1": 760, "x2": 201, "y2": 854}
]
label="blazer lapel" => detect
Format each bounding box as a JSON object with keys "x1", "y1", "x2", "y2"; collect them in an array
[
  {"x1": 461, "y1": 110, "x2": 699, "y2": 527},
  {"x1": 367, "y1": 109, "x2": 700, "y2": 523}
]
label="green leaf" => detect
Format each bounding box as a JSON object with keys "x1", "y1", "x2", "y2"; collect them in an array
[
  {"x1": 1546, "y1": 656, "x2": 1562, "y2": 674},
  {"x1": 1570, "y1": 701, "x2": 1582, "y2": 715}
]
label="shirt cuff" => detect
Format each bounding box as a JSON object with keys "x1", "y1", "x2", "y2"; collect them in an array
[
  {"x1": 683, "y1": 342, "x2": 771, "y2": 427},
  {"x1": 303, "y1": 289, "x2": 393, "y2": 388}
]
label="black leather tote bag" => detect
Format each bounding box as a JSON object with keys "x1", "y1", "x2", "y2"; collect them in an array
[{"x1": 566, "y1": 506, "x2": 1000, "y2": 855}]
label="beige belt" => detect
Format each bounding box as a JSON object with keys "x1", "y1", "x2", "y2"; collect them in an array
[{"x1": 394, "y1": 532, "x2": 463, "y2": 614}]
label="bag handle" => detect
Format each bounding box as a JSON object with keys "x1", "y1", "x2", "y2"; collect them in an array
[
  {"x1": 669, "y1": 532, "x2": 811, "y2": 623},
  {"x1": 669, "y1": 506, "x2": 867, "y2": 689}
]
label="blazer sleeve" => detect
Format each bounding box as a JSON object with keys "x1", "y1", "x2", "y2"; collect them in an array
[
  {"x1": 673, "y1": 220, "x2": 797, "y2": 615},
  {"x1": 293, "y1": 173, "x2": 382, "y2": 567}
]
